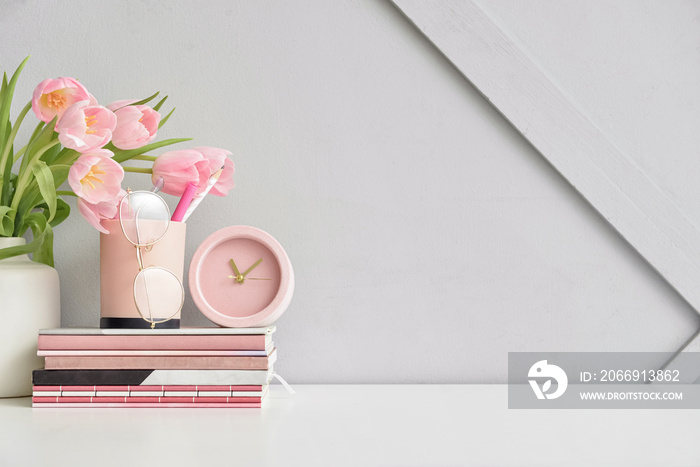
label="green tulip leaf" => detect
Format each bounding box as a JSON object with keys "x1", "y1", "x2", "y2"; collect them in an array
[
  {"x1": 29, "y1": 116, "x2": 58, "y2": 154},
  {"x1": 0, "y1": 121, "x2": 12, "y2": 204},
  {"x1": 130, "y1": 91, "x2": 159, "y2": 108},
  {"x1": 49, "y1": 164, "x2": 71, "y2": 188},
  {"x1": 0, "y1": 211, "x2": 49, "y2": 264},
  {"x1": 20, "y1": 211, "x2": 52, "y2": 266},
  {"x1": 153, "y1": 95, "x2": 168, "y2": 112},
  {"x1": 158, "y1": 108, "x2": 176, "y2": 129},
  {"x1": 31, "y1": 161, "x2": 56, "y2": 223},
  {"x1": 0, "y1": 56, "x2": 29, "y2": 150},
  {"x1": 0, "y1": 73, "x2": 7, "y2": 107},
  {"x1": 32, "y1": 222, "x2": 54, "y2": 267},
  {"x1": 112, "y1": 137, "x2": 192, "y2": 163},
  {"x1": 49, "y1": 197, "x2": 70, "y2": 228},
  {"x1": 50, "y1": 147, "x2": 80, "y2": 166},
  {"x1": 36, "y1": 197, "x2": 70, "y2": 228},
  {"x1": 0, "y1": 206, "x2": 15, "y2": 236},
  {"x1": 40, "y1": 139, "x2": 62, "y2": 164},
  {"x1": 0, "y1": 240, "x2": 36, "y2": 262}
]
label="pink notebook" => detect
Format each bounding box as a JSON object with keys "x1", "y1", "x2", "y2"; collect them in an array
[
  {"x1": 32, "y1": 402, "x2": 263, "y2": 408},
  {"x1": 33, "y1": 396, "x2": 264, "y2": 403},
  {"x1": 38, "y1": 348, "x2": 272, "y2": 357},
  {"x1": 33, "y1": 385, "x2": 266, "y2": 398},
  {"x1": 34, "y1": 384, "x2": 264, "y2": 392},
  {"x1": 38, "y1": 333, "x2": 272, "y2": 351},
  {"x1": 44, "y1": 349, "x2": 276, "y2": 370}
]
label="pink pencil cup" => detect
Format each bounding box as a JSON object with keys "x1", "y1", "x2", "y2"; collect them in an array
[{"x1": 100, "y1": 219, "x2": 187, "y2": 329}]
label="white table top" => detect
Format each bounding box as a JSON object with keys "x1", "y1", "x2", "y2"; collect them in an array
[{"x1": 0, "y1": 384, "x2": 698, "y2": 466}]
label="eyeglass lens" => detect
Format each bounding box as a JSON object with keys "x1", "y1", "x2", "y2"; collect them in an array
[
  {"x1": 120, "y1": 191, "x2": 170, "y2": 246},
  {"x1": 133, "y1": 267, "x2": 184, "y2": 323}
]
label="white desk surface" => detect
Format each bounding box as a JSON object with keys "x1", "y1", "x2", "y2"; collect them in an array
[{"x1": 0, "y1": 384, "x2": 698, "y2": 467}]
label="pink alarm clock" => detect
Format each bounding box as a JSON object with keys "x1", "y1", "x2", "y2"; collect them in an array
[{"x1": 189, "y1": 226, "x2": 294, "y2": 327}]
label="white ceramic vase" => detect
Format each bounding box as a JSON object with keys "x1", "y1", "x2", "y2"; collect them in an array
[{"x1": 0, "y1": 237, "x2": 60, "y2": 397}]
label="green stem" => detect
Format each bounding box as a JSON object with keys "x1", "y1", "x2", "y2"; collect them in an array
[
  {"x1": 123, "y1": 166, "x2": 153, "y2": 174},
  {"x1": 56, "y1": 190, "x2": 77, "y2": 197},
  {"x1": 130, "y1": 155, "x2": 157, "y2": 162},
  {"x1": 12, "y1": 144, "x2": 27, "y2": 164}
]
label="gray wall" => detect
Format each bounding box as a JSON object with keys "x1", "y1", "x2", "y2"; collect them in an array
[{"x1": 1, "y1": 0, "x2": 697, "y2": 383}]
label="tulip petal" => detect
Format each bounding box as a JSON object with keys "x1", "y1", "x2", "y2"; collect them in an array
[
  {"x1": 152, "y1": 149, "x2": 210, "y2": 196},
  {"x1": 210, "y1": 157, "x2": 235, "y2": 197},
  {"x1": 77, "y1": 198, "x2": 118, "y2": 234}
]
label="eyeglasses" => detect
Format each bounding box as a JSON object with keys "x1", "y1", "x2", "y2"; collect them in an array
[{"x1": 119, "y1": 189, "x2": 184, "y2": 329}]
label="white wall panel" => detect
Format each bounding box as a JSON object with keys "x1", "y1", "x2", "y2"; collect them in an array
[
  {"x1": 478, "y1": 0, "x2": 700, "y2": 229},
  {"x1": 0, "y1": 0, "x2": 696, "y2": 382}
]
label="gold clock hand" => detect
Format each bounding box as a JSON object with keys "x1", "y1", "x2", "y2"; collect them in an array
[
  {"x1": 228, "y1": 259, "x2": 246, "y2": 283},
  {"x1": 229, "y1": 259, "x2": 241, "y2": 276},
  {"x1": 227, "y1": 275, "x2": 270, "y2": 281},
  {"x1": 241, "y1": 258, "x2": 263, "y2": 278}
]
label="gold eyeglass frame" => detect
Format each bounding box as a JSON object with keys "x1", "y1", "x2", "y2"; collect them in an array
[{"x1": 118, "y1": 189, "x2": 185, "y2": 329}]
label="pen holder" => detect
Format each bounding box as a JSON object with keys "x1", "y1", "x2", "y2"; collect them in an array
[{"x1": 100, "y1": 220, "x2": 187, "y2": 329}]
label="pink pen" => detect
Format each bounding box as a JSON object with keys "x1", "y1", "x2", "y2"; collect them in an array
[{"x1": 171, "y1": 182, "x2": 198, "y2": 222}]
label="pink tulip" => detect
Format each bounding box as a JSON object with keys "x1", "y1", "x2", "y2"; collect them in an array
[
  {"x1": 68, "y1": 150, "x2": 124, "y2": 204},
  {"x1": 193, "y1": 147, "x2": 235, "y2": 197},
  {"x1": 151, "y1": 149, "x2": 211, "y2": 196},
  {"x1": 77, "y1": 192, "x2": 123, "y2": 234},
  {"x1": 110, "y1": 104, "x2": 160, "y2": 150},
  {"x1": 32, "y1": 77, "x2": 91, "y2": 123},
  {"x1": 56, "y1": 101, "x2": 117, "y2": 152}
]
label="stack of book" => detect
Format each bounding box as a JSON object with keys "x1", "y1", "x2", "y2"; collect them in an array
[{"x1": 32, "y1": 326, "x2": 276, "y2": 408}]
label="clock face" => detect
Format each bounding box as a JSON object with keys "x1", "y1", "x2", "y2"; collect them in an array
[
  {"x1": 189, "y1": 226, "x2": 294, "y2": 327},
  {"x1": 201, "y1": 238, "x2": 281, "y2": 318}
]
